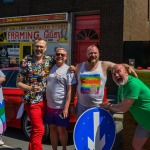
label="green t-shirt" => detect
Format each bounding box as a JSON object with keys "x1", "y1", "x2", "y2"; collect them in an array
[{"x1": 118, "y1": 75, "x2": 150, "y2": 130}]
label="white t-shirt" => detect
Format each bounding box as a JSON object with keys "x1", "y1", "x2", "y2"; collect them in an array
[{"x1": 46, "y1": 64, "x2": 76, "y2": 109}]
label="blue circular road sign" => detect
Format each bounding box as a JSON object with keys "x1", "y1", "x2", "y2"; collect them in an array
[{"x1": 73, "y1": 107, "x2": 116, "y2": 150}]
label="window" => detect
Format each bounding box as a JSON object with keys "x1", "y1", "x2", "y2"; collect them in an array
[
  {"x1": 124, "y1": 41, "x2": 150, "y2": 69},
  {"x1": 2, "y1": 70, "x2": 18, "y2": 87}
]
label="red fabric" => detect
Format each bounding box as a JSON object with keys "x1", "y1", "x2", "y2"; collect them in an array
[{"x1": 25, "y1": 101, "x2": 45, "y2": 150}]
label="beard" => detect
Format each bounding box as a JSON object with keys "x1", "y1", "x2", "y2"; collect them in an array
[
  {"x1": 88, "y1": 57, "x2": 98, "y2": 65},
  {"x1": 114, "y1": 78, "x2": 127, "y2": 86},
  {"x1": 34, "y1": 50, "x2": 44, "y2": 57}
]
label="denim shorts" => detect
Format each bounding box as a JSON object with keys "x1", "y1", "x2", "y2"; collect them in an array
[
  {"x1": 134, "y1": 124, "x2": 150, "y2": 137},
  {"x1": 44, "y1": 107, "x2": 70, "y2": 126}
]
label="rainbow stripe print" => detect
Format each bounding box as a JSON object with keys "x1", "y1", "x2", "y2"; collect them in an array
[
  {"x1": 80, "y1": 74, "x2": 101, "y2": 94},
  {"x1": 0, "y1": 99, "x2": 6, "y2": 134}
]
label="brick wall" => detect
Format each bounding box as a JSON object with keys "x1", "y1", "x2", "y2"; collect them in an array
[
  {"x1": 124, "y1": 0, "x2": 150, "y2": 41},
  {"x1": 0, "y1": 0, "x2": 124, "y2": 95},
  {"x1": 100, "y1": 1, "x2": 124, "y2": 94}
]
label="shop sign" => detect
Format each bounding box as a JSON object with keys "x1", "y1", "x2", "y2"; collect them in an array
[
  {"x1": 0, "y1": 23, "x2": 68, "y2": 43},
  {"x1": 0, "y1": 13, "x2": 68, "y2": 25}
]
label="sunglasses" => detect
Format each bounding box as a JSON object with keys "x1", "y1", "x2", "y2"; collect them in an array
[
  {"x1": 35, "y1": 45, "x2": 45, "y2": 49},
  {"x1": 55, "y1": 53, "x2": 65, "y2": 57}
]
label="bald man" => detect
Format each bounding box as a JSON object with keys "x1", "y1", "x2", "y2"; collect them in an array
[{"x1": 100, "y1": 64, "x2": 150, "y2": 150}]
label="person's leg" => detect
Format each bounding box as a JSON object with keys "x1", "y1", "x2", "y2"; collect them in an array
[
  {"x1": 0, "y1": 134, "x2": 4, "y2": 145},
  {"x1": 132, "y1": 124, "x2": 150, "y2": 150},
  {"x1": 132, "y1": 137, "x2": 148, "y2": 150},
  {"x1": 76, "y1": 102, "x2": 87, "y2": 119},
  {"x1": 25, "y1": 101, "x2": 45, "y2": 150},
  {"x1": 58, "y1": 126, "x2": 68, "y2": 150},
  {"x1": 50, "y1": 124, "x2": 59, "y2": 150}
]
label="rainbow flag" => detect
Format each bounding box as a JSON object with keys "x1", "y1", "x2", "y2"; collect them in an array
[
  {"x1": 0, "y1": 98, "x2": 6, "y2": 134},
  {"x1": 80, "y1": 74, "x2": 101, "y2": 94}
]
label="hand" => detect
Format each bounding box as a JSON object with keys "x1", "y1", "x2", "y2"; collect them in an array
[
  {"x1": 62, "y1": 108, "x2": 69, "y2": 119},
  {"x1": 128, "y1": 67, "x2": 138, "y2": 78},
  {"x1": 31, "y1": 85, "x2": 41, "y2": 93},
  {"x1": 122, "y1": 63, "x2": 138, "y2": 78},
  {"x1": 69, "y1": 65, "x2": 75, "y2": 72},
  {"x1": 100, "y1": 103, "x2": 108, "y2": 109},
  {"x1": 100, "y1": 103, "x2": 111, "y2": 111}
]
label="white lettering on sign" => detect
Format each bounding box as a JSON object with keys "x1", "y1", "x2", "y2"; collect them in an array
[{"x1": 88, "y1": 112, "x2": 106, "y2": 150}]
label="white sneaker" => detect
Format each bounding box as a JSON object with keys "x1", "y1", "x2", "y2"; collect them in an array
[{"x1": 0, "y1": 139, "x2": 4, "y2": 146}]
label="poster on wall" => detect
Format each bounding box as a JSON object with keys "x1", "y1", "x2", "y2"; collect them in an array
[{"x1": 0, "y1": 44, "x2": 19, "y2": 68}]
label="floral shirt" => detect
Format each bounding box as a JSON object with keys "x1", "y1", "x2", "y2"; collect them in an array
[{"x1": 17, "y1": 55, "x2": 55, "y2": 104}]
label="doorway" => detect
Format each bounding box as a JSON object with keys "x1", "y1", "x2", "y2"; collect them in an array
[
  {"x1": 20, "y1": 43, "x2": 32, "y2": 61},
  {"x1": 75, "y1": 15, "x2": 100, "y2": 63}
]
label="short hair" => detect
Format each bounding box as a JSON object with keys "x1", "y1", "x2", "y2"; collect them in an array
[
  {"x1": 33, "y1": 37, "x2": 47, "y2": 47},
  {"x1": 87, "y1": 45, "x2": 97, "y2": 50},
  {"x1": 56, "y1": 47, "x2": 67, "y2": 53},
  {"x1": 86, "y1": 45, "x2": 99, "y2": 54}
]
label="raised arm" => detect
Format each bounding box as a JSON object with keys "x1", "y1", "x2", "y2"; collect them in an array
[{"x1": 102, "y1": 61, "x2": 138, "y2": 77}]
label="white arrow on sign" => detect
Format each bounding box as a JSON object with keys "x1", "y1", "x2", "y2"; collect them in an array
[{"x1": 88, "y1": 112, "x2": 106, "y2": 150}]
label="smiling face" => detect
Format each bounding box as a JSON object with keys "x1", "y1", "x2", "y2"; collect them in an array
[
  {"x1": 55, "y1": 48, "x2": 67, "y2": 66},
  {"x1": 86, "y1": 45, "x2": 99, "y2": 65},
  {"x1": 112, "y1": 64, "x2": 128, "y2": 86},
  {"x1": 33, "y1": 39, "x2": 47, "y2": 59}
]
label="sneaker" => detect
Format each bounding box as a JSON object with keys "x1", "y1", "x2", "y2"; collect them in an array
[{"x1": 0, "y1": 139, "x2": 4, "y2": 146}]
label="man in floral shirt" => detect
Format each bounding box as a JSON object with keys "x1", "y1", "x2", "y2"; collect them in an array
[{"x1": 16, "y1": 38, "x2": 55, "y2": 150}]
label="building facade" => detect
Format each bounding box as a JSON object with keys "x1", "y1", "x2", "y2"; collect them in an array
[{"x1": 0, "y1": 0, "x2": 149, "y2": 95}]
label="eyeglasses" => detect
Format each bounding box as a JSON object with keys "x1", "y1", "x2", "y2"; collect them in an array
[{"x1": 55, "y1": 53, "x2": 65, "y2": 57}]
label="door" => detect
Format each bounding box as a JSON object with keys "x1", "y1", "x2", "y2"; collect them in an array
[
  {"x1": 75, "y1": 15, "x2": 100, "y2": 63},
  {"x1": 19, "y1": 43, "x2": 32, "y2": 61}
]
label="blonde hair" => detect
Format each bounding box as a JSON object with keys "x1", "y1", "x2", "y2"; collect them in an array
[{"x1": 56, "y1": 47, "x2": 67, "y2": 52}]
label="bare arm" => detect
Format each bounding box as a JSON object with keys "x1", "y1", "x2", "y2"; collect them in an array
[
  {"x1": 102, "y1": 61, "x2": 138, "y2": 77},
  {"x1": 100, "y1": 98, "x2": 135, "y2": 113},
  {"x1": 101, "y1": 61, "x2": 116, "y2": 76},
  {"x1": 16, "y1": 77, "x2": 32, "y2": 91},
  {"x1": 0, "y1": 77, "x2": 5, "y2": 84},
  {"x1": 16, "y1": 77, "x2": 40, "y2": 93},
  {"x1": 63, "y1": 85, "x2": 72, "y2": 118}
]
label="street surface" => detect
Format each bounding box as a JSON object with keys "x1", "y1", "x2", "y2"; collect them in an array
[
  {"x1": 0, "y1": 120, "x2": 123, "y2": 150},
  {"x1": 1, "y1": 127, "x2": 75, "y2": 150}
]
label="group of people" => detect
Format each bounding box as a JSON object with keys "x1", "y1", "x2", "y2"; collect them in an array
[
  {"x1": 0, "y1": 37, "x2": 150, "y2": 150},
  {"x1": 16, "y1": 38, "x2": 76, "y2": 150}
]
